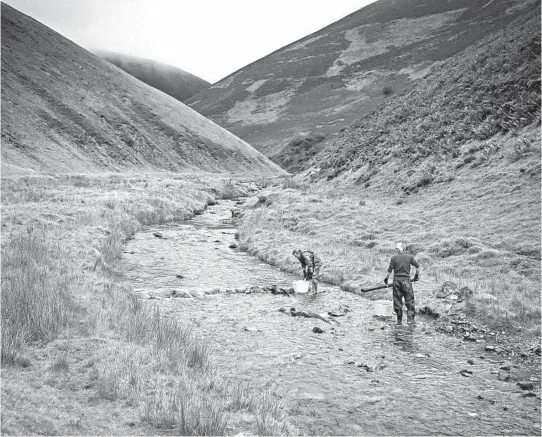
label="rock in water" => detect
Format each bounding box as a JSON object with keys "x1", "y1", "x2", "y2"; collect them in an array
[
  {"x1": 498, "y1": 371, "x2": 510, "y2": 381},
  {"x1": 517, "y1": 381, "x2": 534, "y2": 391}
]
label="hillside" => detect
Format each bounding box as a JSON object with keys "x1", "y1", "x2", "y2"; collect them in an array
[
  {"x1": 186, "y1": 0, "x2": 534, "y2": 170},
  {"x1": 94, "y1": 51, "x2": 209, "y2": 102},
  {"x1": 308, "y1": 1, "x2": 540, "y2": 189},
  {"x1": 0, "y1": 4, "x2": 283, "y2": 176}
]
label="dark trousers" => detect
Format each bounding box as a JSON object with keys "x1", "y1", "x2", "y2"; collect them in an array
[{"x1": 392, "y1": 278, "x2": 415, "y2": 321}]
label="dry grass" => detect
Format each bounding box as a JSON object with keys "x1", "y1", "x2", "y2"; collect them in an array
[
  {"x1": 1, "y1": 233, "x2": 80, "y2": 363},
  {"x1": 1, "y1": 172, "x2": 294, "y2": 435},
  {"x1": 217, "y1": 178, "x2": 245, "y2": 200},
  {"x1": 238, "y1": 135, "x2": 541, "y2": 337}
]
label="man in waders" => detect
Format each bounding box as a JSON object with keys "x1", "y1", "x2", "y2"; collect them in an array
[
  {"x1": 292, "y1": 249, "x2": 321, "y2": 293},
  {"x1": 384, "y1": 242, "x2": 420, "y2": 325}
]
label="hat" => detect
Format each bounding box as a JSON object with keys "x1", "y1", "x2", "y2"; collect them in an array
[{"x1": 396, "y1": 242, "x2": 406, "y2": 252}]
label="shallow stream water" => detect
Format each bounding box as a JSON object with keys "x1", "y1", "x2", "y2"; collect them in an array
[{"x1": 121, "y1": 200, "x2": 540, "y2": 436}]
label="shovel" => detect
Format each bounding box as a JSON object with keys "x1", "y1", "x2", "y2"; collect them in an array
[{"x1": 360, "y1": 284, "x2": 393, "y2": 293}]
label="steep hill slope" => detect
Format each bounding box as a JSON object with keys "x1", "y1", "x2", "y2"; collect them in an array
[
  {"x1": 307, "y1": 1, "x2": 540, "y2": 190},
  {"x1": 186, "y1": 0, "x2": 535, "y2": 170},
  {"x1": 94, "y1": 51, "x2": 209, "y2": 102},
  {"x1": 1, "y1": 4, "x2": 283, "y2": 176}
]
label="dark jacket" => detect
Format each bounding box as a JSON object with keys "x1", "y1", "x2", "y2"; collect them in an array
[
  {"x1": 387, "y1": 253, "x2": 419, "y2": 278},
  {"x1": 298, "y1": 251, "x2": 321, "y2": 270}
]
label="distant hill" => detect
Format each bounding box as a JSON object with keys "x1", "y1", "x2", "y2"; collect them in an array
[
  {"x1": 1, "y1": 4, "x2": 284, "y2": 176},
  {"x1": 186, "y1": 0, "x2": 537, "y2": 171},
  {"x1": 94, "y1": 51, "x2": 209, "y2": 102}
]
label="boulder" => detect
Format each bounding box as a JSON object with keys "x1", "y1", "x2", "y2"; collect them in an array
[
  {"x1": 170, "y1": 290, "x2": 193, "y2": 298},
  {"x1": 459, "y1": 287, "x2": 474, "y2": 300},
  {"x1": 517, "y1": 381, "x2": 535, "y2": 391},
  {"x1": 498, "y1": 370, "x2": 510, "y2": 381},
  {"x1": 436, "y1": 281, "x2": 458, "y2": 298},
  {"x1": 356, "y1": 363, "x2": 374, "y2": 372}
]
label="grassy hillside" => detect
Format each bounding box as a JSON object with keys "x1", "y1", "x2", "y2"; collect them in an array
[
  {"x1": 1, "y1": 4, "x2": 283, "y2": 176},
  {"x1": 310, "y1": 2, "x2": 541, "y2": 189},
  {"x1": 95, "y1": 50, "x2": 210, "y2": 102},
  {"x1": 187, "y1": 0, "x2": 533, "y2": 169}
]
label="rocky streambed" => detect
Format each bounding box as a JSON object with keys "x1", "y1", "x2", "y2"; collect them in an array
[{"x1": 120, "y1": 199, "x2": 541, "y2": 436}]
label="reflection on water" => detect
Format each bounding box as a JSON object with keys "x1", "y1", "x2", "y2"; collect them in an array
[{"x1": 121, "y1": 200, "x2": 541, "y2": 436}]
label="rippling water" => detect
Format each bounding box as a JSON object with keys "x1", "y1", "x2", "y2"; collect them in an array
[{"x1": 121, "y1": 200, "x2": 541, "y2": 436}]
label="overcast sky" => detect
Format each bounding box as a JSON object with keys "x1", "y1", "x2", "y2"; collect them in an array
[{"x1": 4, "y1": 0, "x2": 377, "y2": 83}]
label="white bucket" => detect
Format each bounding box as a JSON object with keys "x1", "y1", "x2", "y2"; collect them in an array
[
  {"x1": 293, "y1": 280, "x2": 310, "y2": 294},
  {"x1": 374, "y1": 300, "x2": 393, "y2": 317}
]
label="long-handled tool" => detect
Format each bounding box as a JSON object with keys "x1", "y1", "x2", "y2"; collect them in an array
[{"x1": 360, "y1": 284, "x2": 393, "y2": 293}]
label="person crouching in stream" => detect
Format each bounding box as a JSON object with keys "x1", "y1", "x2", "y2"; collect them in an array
[
  {"x1": 292, "y1": 249, "x2": 321, "y2": 293},
  {"x1": 384, "y1": 242, "x2": 420, "y2": 325}
]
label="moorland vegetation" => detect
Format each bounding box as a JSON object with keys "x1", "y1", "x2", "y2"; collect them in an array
[{"x1": 1, "y1": 174, "x2": 295, "y2": 436}]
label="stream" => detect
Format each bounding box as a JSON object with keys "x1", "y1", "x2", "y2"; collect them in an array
[{"x1": 121, "y1": 200, "x2": 540, "y2": 436}]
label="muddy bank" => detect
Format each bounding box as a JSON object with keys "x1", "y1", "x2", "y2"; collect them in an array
[{"x1": 121, "y1": 200, "x2": 541, "y2": 436}]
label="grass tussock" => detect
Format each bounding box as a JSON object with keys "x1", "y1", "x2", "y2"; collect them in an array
[
  {"x1": 1, "y1": 234, "x2": 80, "y2": 363},
  {"x1": 217, "y1": 179, "x2": 246, "y2": 200}
]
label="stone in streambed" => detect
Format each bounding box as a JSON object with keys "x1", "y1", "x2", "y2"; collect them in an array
[
  {"x1": 170, "y1": 290, "x2": 193, "y2": 298},
  {"x1": 312, "y1": 327, "x2": 324, "y2": 334},
  {"x1": 356, "y1": 363, "x2": 374, "y2": 372},
  {"x1": 517, "y1": 381, "x2": 535, "y2": 391},
  {"x1": 498, "y1": 370, "x2": 510, "y2": 381}
]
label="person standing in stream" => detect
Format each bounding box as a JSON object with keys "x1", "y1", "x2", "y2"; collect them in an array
[
  {"x1": 292, "y1": 249, "x2": 321, "y2": 293},
  {"x1": 384, "y1": 242, "x2": 420, "y2": 325}
]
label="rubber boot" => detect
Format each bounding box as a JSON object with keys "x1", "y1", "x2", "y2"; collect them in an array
[{"x1": 396, "y1": 318, "x2": 403, "y2": 326}]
